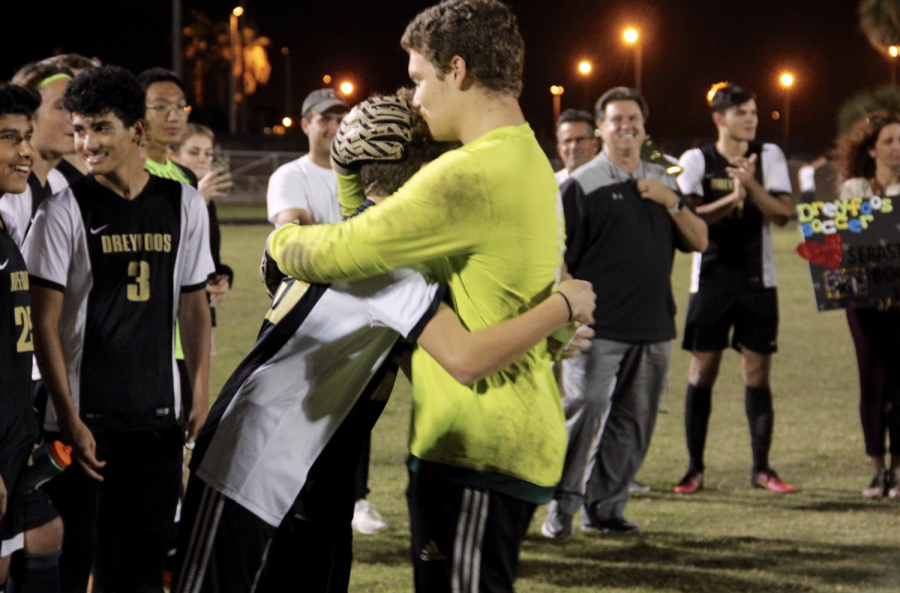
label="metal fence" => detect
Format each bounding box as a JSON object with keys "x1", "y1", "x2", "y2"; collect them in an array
[{"x1": 219, "y1": 150, "x2": 305, "y2": 203}]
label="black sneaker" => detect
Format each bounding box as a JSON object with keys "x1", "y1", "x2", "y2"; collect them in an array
[
  {"x1": 583, "y1": 517, "x2": 642, "y2": 536},
  {"x1": 863, "y1": 468, "x2": 888, "y2": 498}
]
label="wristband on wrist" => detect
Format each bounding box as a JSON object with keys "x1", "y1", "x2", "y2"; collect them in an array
[{"x1": 558, "y1": 291, "x2": 574, "y2": 321}]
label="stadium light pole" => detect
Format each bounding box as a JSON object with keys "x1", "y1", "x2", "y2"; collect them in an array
[
  {"x1": 172, "y1": 0, "x2": 183, "y2": 78},
  {"x1": 623, "y1": 28, "x2": 641, "y2": 93},
  {"x1": 780, "y1": 72, "x2": 793, "y2": 146},
  {"x1": 890, "y1": 46, "x2": 899, "y2": 86},
  {"x1": 550, "y1": 85, "x2": 564, "y2": 128},
  {"x1": 228, "y1": 6, "x2": 244, "y2": 134},
  {"x1": 282, "y1": 47, "x2": 292, "y2": 117},
  {"x1": 577, "y1": 60, "x2": 591, "y2": 110}
]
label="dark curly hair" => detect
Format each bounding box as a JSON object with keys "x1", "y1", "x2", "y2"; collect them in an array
[
  {"x1": 360, "y1": 88, "x2": 460, "y2": 197},
  {"x1": 401, "y1": 0, "x2": 524, "y2": 98},
  {"x1": 63, "y1": 65, "x2": 145, "y2": 128},
  {"x1": 0, "y1": 83, "x2": 41, "y2": 120},
  {"x1": 11, "y1": 61, "x2": 74, "y2": 91},
  {"x1": 834, "y1": 111, "x2": 900, "y2": 180}
]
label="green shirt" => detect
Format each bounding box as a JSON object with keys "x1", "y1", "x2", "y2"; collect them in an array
[
  {"x1": 271, "y1": 124, "x2": 567, "y2": 502},
  {"x1": 145, "y1": 157, "x2": 194, "y2": 359}
]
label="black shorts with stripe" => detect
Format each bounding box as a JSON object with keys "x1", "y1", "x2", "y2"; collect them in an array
[
  {"x1": 174, "y1": 478, "x2": 352, "y2": 593},
  {"x1": 406, "y1": 470, "x2": 536, "y2": 593}
]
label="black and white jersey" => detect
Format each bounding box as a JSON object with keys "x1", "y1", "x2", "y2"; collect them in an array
[
  {"x1": 0, "y1": 168, "x2": 75, "y2": 248},
  {"x1": 677, "y1": 143, "x2": 791, "y2": 292},
  {"x1": 191, "y1": 270, "x2": 442, "y2": 527},
  {"x1": 0, "y1": 220, "x2": 37, "y2": 458},
  {"x1": 22, "y1": 175, "x2": 213, "y2": 433}
]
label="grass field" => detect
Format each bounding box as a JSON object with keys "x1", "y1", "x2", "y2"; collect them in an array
[{"x1": 208, "y1": 210, "x2": 900, "y2": 593}]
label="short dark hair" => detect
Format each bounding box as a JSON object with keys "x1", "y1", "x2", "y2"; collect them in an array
[
  {"x1": 360, "y1": 88, "x2": 460, "y2": 197},
  {"x1": 63, "y1": 66, "x2": 145, "y2": 129},
  {"x1": 401, "y1": 0, "x2": 524, "y2": 98},
  {"x1": 11, "y1": 61, "x2": 74, "y2": 91},
  {"x1": 595, "y1": 87, "x2": 648, "y2": 123},
  {"x1": 137, "y1": 67, "x2": 187, "y2": 96},
  {"x1": 557, "y1": 109, "x2": 596, "y2": 133},
  {"x1": 0, "y1": 83, "x2": 41, "y2": 120},
  {"x1": 708, "y1": 83, "x2": 755, "y2": 114},
  {"x1": 41, "y1": 54, "x2": 102, "y2": 72}
]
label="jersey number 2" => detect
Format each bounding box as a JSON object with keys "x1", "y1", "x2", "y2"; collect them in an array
[
  {"x1": 14, "y1": 305, "x2": 33, "y2": 353},
  {"x1": 128, "y1": 261, "x2": 151, "y2": 302}
]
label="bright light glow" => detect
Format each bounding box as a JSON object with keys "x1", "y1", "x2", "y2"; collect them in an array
[
  {"x1": 578, "y1": 61, "x2": 592, "y2": 75},
  {"x1": 282, "y1": 117, "x2": 293, "y2": 127},
  {"x1": 232, "y1": 6, "x2": 243, "y2": 17},
  {"x1": 891, "y1": 46, "x2": 899, "y2": 57},
  {"x1": 780, "y1": 73, "x2": 794, "y2": 87},
  {"x1": 772, "y1": 111, "x2": 780, "y2": 120},
  {"x1": 624, "y1": 28, "x2": 639, "y2": 44},
  {"x1": 340, "y1": 81, "x2": 354, "y2": 95},
  {"x1": 550, "y1": 85, "x2": 564, "y2": 95},
  {"x1": 323, "y1": 75, "x2": 332, "y2": 84}
]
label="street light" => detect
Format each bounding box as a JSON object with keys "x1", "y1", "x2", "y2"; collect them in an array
[
  {"x1": 623, "y1": 27, "x2": 642, "y2": 93},
  {"x1": 282, "y1": 47, "x2": 292, "y2": 118},
  {"x1": 577, "y1": 60, "x2": 592, "y2": 109},
  {"x1": 890, "y1": 46, "x2": 899, "y2": 86},
  {"x1": 282, "y1": 116, "x2": 293, "y2": 127},
  {"x1": 550, "y1": 85, "x2": 564, "y2": 127},
  {"x1": 340, "y1": 81, "x2": 354, "y2": 96},
  {"x1": 228, "y1": 6, "x2": 244, "y2": 134},
  {"x1": 780, "y1": 72, "x2": 793, "y2": 145}
]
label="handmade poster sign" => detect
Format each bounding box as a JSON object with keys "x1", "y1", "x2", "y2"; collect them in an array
[{"x1": 796, "y1": 195, "x2": 900, "y2": 311}]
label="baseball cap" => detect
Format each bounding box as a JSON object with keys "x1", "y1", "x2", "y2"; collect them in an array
[{"x1": 301, "y1": 89, "x2": 349, "y2": 118}]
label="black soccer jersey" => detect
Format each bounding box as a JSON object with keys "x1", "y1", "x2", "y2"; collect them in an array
[
  {"x1": 23, "y1": 175, "x2": 213, "y2": 433},
  {"x1": 0, "y1": 219, "x2": 38, "y2": 458},
  {"x1": 677, "y1": 143, "x2": 792, "y2": 291}
]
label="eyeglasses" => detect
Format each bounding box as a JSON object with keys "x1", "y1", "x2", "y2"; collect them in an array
[
  {"x1": 558, "y1": 137, "x2": 595, "y2": 147},
  {"x1": 146, "y1": 103, "x2": 192, "y2": 116}
]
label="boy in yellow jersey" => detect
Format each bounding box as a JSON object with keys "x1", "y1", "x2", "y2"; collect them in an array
[{"x1": 269, "y1": 1, "x2": 566, "y2": 590}]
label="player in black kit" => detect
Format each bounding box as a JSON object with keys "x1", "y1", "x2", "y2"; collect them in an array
[
  {"x1": 672, "y1": 83, "x2": 796, "y2": 495},
  {"x1": 24, "y1": 66, "x2": 213, "y2": 593}
]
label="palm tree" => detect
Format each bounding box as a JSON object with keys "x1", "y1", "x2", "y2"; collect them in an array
[{"x1": 859, "y1": 0, "x2": 900, "y2": 53}]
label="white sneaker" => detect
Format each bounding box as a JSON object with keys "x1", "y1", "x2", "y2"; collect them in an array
[
  {"x1": 352, "y1": 499, "x2": 389, "y2": 534},
  {"x1": 540, "y1": 500, "x2": 573, "y2": 539}
]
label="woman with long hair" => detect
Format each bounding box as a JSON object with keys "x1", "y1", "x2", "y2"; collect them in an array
[{"x1": 833, "y1": 111, "x2": 900, "y2": 498}]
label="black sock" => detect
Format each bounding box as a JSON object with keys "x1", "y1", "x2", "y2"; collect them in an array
[
  {"x1": 685, "y1": 385, "x2": 713, "y2": 474},
  {"x1": 745, "y1": 386, "x2": 774, "y2": 473},
  {"x1": 7, "y1": 550, "x2": 61, "y2": 593}
]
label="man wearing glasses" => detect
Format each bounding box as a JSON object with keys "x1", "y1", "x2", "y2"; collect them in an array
[
  {"x1": 138, "y1": 68, "x2": 196, "y2": 187},
  {"x1": 554, "y1": 108, "x2": 599, "y2": 185}
]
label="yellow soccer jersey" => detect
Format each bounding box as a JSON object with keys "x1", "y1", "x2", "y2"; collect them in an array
[{"x1": 271, "y1": 124, "x2": 566, "y2": 502}]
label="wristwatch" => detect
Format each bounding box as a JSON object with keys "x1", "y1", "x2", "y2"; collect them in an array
[{"x1": 667, "y1": 199, "x2": 683, "y2": 215}]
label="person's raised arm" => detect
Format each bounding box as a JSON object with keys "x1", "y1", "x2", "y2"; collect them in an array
[
  {"x1": 31, "y1": 285, "x2": 105, "y2": 480},
  {"x1": 416, "y1": 279, "x2": 595, "y2": 385}
]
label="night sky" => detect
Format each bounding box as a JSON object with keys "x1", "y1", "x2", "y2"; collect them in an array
[{"x1": 3, "y1": 0, "x2": 887, "y2": 152}]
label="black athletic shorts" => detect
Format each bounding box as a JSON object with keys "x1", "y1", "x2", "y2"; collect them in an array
[
  {"x1": 407, "y1": 471, "x2": 537, "y2": 593},
  {"x1": 0, "y1": 444, "x2": 31, "y2": 545},
  {"x1": 681, "y1": 287, "x2": 779, "y2": 354},
  {"x1": 175, "y1": 478, "x2": 353, "y2": 593}
]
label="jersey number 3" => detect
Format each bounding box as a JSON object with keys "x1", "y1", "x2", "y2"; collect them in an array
[
  {"x1": 14, "y1": 305, "x2": 33, "y2": 353},
  {"x1": 128, "y1": 261, "x2": 151, "y2": 302}
]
